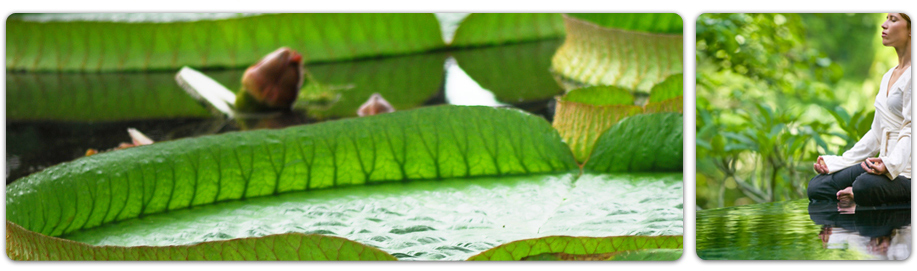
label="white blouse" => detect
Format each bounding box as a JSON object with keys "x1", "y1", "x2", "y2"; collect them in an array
[{"x1": 823, "y1": 66, "x2": 912, "y2": 179}]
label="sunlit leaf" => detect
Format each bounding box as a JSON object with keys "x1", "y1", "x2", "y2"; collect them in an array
[
  {"x1": 465, "y1": 235, "x2": 682, "y2": 261},
  {"x1": 566, "y1": 13, "x2": 682, "y2": 34},
  {"x1": 584, "y1": 113, "x2": 683, "y2": 173},
  {"x1": 551, "y1": 14, "x2": 683, "y2": 92},
  {"x1": 7, "y1": 106, "x2": 576, "y2": 236},
  {"x1": 7, "y1": 13, "x2": 445, "y2": 72},
  {"x1": 552, "y1": 79, "x2": 682, "y2": 164},
  {"x1": 6, "y1": 106, "x2": 582, "y2": 260},
  {"x1": 605, "y1": 249, "x2": 683, "y2": 261},
  {"x1": 552, "y1": 86, "x2": 643, "y2": 163},
  {"x1": 647, "y1": 73, "x2": 684, "y2": 103},
  {"x1": 6, "y1": 221, "x2": 396, "y2": 261},
  {"x1": 644, "y1": 96, "x2": 684, "y2": 114},
  {"x1": 559, "y1": 86, "x2": 635, "y2": 106}
]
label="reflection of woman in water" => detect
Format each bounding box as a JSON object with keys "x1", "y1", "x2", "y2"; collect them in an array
[
  {"x1": 807, "y1": 13, "x2": 912, "y2": 206},
  {"x1": 809, "y1": 202, "x2": 911, "y2": 259}
]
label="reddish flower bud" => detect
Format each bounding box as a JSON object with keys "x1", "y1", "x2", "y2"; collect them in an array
[
  {"x1": 237, "y1": 47, "x2": 304, "y2": 110},
  {"x1": 358, "y1": 93, "x2": 395, "y2": 117}
]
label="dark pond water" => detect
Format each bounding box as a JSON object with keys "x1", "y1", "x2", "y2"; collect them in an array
[
  {"x1": 696, "y1": 199, "x2": 911, "y2": 260},
  {"x1": 5, "y1": 39, "x2": 565, "y2": 184}
]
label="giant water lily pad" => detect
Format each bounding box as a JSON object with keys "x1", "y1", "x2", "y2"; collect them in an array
[
  {"x1": 552, "y1": 75, "x2": 684, "y2": 164},
  {"x1": 466, "y1": 235, "x2": 682, "y2": 261},
  {"x1": 551, "y1": 14, "x2": 683, "y2": 92},
  {"x1": 6, "y1": 13, "x2": 445, "y2": 72},
  {"x1": 450, "y1": 13, "x2": 564, "y2": 48},
  {"x1": 585, "y1": 113, "x2": 683, "y2": 173},
  {"x1": 6, "y1": 221, "x2": 397, "y2": 261},
  {"x1": 551, "y1": 86, "x2": 642, "y2": 163},
  {"x1": 6, "y1": 106, "x2": 682, "y2": 260}
]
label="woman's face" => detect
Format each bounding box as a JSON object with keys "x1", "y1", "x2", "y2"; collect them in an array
[{"x1": 881, "y1": 13, "x2": 910, "y2": 47}]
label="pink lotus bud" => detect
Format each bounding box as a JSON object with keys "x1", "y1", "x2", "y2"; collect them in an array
[
  {"x1": 239, "y1": 47, "x2": 304, "y2": 110},
  {"x1": 357, "y1": 93, "x2": 395, "y2": 117}
]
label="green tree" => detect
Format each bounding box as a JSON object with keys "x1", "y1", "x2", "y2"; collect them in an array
[{"x1": 696, "y1": 13, "x2": 882, "y2": 209}]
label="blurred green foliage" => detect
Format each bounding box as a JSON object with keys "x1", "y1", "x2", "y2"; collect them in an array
[{"x1": 696, "y1": 13, "x2": 891, "y2": 209}]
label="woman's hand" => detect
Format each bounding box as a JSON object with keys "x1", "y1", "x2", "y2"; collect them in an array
[
  {"x1": 814, "y1": 156, "x2": 829, "y2": 174},
  {"x1": 861, "y1": 157, "x2": 888, "y2": 175}
]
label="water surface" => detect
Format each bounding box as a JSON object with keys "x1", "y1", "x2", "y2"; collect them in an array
[{"x1": 697, "y1": 199, "x2": 910, "y2": 260}]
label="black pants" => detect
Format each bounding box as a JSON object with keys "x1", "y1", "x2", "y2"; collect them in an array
[{"x1": 807, "y1": 164, "x2": 911, "y2": 206}]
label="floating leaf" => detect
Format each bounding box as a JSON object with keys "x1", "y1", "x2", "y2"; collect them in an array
[
  {"x1": 584, "y1": 112, "x2": 683, "y2": 173},
  {"x1": 551, "y1": 14, "x2": 683, "y2": 92},
  {"x1": 6, "y1": 106, "x2": 586, "y2": 260},
  {"x1": 566, "y1": 13, "x2": 682, "y2": 34},
  {"x1": 647, "y1": 73, "x2": 683, "y2": 103},
  {"x1": 551, "y1": 86, "x2": 642, "y2": 163},
  {"x1": 518, "y1": 249, "x2": 682, "y2": 261},
  {"x1": 6, "y1": 106, "x2": 576, "y2": 237},
  {"x1": 605, "y1": 249, "x2": 683, "y2": 261},
  {"x1": 644, "y1": 96, "x2": 684, "y2": 114},
  {"x1": 6, "y1": 13, "x2": 445, "y2": 72},
  {"x1": 450, "y1": 13, "x2": 564, "y2": 47},
  {"x1": 6, "y1": 221, "x2": 397, "y2": 261},
  {"x1": 465, "y1": 235, "x2": 682, "y2": 261},
  {"x1": 559, "y1": 85, "x2": 635, "y2": 106},
  {"x1": 645, "y1": 73, "x2": 684, "y2": 113}
]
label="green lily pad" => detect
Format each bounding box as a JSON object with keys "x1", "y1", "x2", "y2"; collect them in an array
[
  {"x1": 6, "y1": 13, "x2": 445, "y2": 72},
  {"x1": 552, "y1": 86, "x2": 643, "y2": 163},
  {"x1": 584, "y1": 112, "x2": 683, "y2": 173},
  {"x1": 450, "y1": 13, "x2": 564, "y2": 48},
  {"x1": 6, "y1": 106, "x2": 576, "y2": 236},
  {"x1": 551, "y1": 14, "x2": 683, "y2": 93},
  {"x1": 466, "y1": 235, "x2": 682, "y2": 261},
  {"x1": 550, "y1": 81, "x2": 683, "y2": 165},
  {"x1": 566, "y1": 13, "x2": 683, "y2": 34},
  {"x1": 6, "y1": 221, "x2": 396, "y2": 261},
  {"x1": 648, "y1": 73, "x2": 684, "y2": 103},
  {"x1": 559, "y1": 85, "x2": 635, "y2": 106},
  {"x1": 6, "y1": 105, "x2": 685, "y2": 261},
  {"x1": 5, "y1": 106, "x2": 583, "y2": 260},
  {"x1": 645, "y1": 73, "x2": 684, "y2": 113}
]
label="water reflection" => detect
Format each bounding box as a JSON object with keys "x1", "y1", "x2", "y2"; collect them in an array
[
  {"x1": 6, "y1": 72, "x2": 213, "y2": 121},
  {"x1": 696, "y1": 199, "x2": 910, "y2": 260},
  {"x1": 444, "y1": 57, "x2": 507, "y2": 107},
  {"x1": 808, "y1": 201, "x2": 911, "y2": 260}
]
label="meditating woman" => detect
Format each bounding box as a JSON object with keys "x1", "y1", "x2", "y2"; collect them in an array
[{"x1": 807, "y1": 13, "x2": 912, "y2": 206}]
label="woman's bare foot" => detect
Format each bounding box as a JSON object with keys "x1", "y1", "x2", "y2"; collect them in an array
[
  {"x1": 836, "y1": 187, "x2": 856, "y2": 213},
  {"x1": 836, "y1": 186, "x2": 854, "y2": 202}
]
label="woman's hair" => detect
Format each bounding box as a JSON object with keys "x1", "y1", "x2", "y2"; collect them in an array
[{"x1": 900, "y1": 13, "x2": 911, "y2": 29}]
